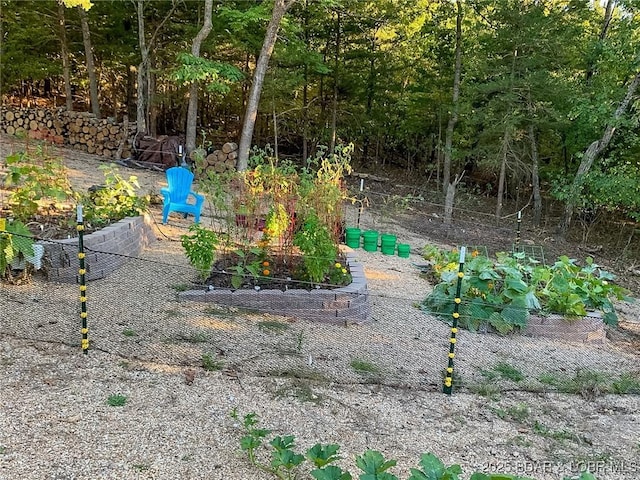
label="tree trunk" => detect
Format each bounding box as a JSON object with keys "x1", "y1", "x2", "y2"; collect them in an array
[
  {"x1": 586, "y1": 0, "x2": 615, "y2": 82},
  {"x1": 135, "y1": 0, "x2": 175, "y2": 135},
  {"x1": 444, "y1": 172, "x2": 464, "y2": 227},
  {"x1": 302, "y1": 72, "x2": 309, "y2": 162},
  {"x1": 57, "y1": 3, "x2": 73, "y2": 112},
  {"x1": 185, "y1": 0, "x2": 214, "y2": 154},
  {"x1": 136, "y1": 0, "x2": 148, "y2": 134},
  {"x1": 362, "y1": 28, "x2": 377, "y2": 164},
  {"x1": 329, "y1": 10, "x2": 341, "y2": 155},
  {"x1": 78, "y1": 6, "x2": 100, "y2": 118},
  {"x1": 236, "y1": 0, "x2": 297, "y2": 171},
  {"x1": 149, "y1": 58, "x2": 157, "y2": 137},
  {"x1": 442, "y1": 0, "x2": 462, "y2": 194},
  {"x1": 302, "y1": 0, "x2": 309, "y2": 163},
  {"x1": 495, "y1": 129, "x2": 509, "y2": 221},
  {"x1": 115, "y1": 115, "x2": 129, "y2": 160},
  {"x1": 529, "y1": 123, "x2": 542, "y2": 226},
  {"x1": 272, "y1": 97, "x2": 279, "y2": 159},
  {"x1": 559, "y1": 71, "x2": 640, "y2": 236}
]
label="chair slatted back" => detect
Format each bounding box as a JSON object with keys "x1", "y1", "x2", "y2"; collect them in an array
[{"x1": 165, "y1": 167, "x2": 194, "y2": 203}]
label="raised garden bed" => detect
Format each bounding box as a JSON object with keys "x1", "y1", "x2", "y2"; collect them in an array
[
  {"x1": 178, "y1": 251, "x2": 371, "y2": 325},
  {"x1": 41, "y1": 214, "x2": 156, "y2": 283},
  {"x1": 523, "y1": 312, "x2": 606, "y2": 344}
]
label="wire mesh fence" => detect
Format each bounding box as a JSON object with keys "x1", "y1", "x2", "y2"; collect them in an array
[{"x1": 2, "y1": 222, "x2": 638, "y2": 397}]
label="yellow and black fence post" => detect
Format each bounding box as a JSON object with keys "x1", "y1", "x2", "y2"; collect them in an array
[
  {"x1": 77, "y1": 205, "x2": 88, "y2": 354},
  {"x1": 443, "y1": 246, "x2": 466, "y2": 395}
]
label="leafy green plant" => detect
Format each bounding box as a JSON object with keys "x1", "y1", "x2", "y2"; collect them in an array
[
  {"x1": 298, "y1": 143, "x2": 353, "y2": 244},
  {"x1": 203, "y1": 145, "x2": 351, "y2": 287},
  {"x1": 490, "y1": 403, "x2": 530, "y2": 423},
  {"x1": 170, "y1": 283, "x2": 191, "y2": 292},
  {"x1": 230, "y1": 247, "x2": 266, "y2": 289},
  {"x1": 202, "y1": 353, "x2": 224, "y2": 371},
  {"x1": 107, "y1": 394, "x2": 127, "y2": 407},
  {"x1": 258, "y1": 320, "x2": 291, "y2": 334},
  {"x1": 231, "y1": 410, "x2": 555, "y2": 480},
  {"x1": 264, "y1": 203, "x2": 292, "y2": 241},
  {"x1": 171, "y1": 52, "x2": 243, "y2": 93},
  {"x1": 181, "y1": 224, "x2": 219, "y2": 280},
  {"x1": 81, "y1": 164, "x2": 149, "y2": 228},
  {"x1": 294, "y1": 212, "x2": 338, "y2": 284},
  {"x1": 612, "y1": 372, "x2": 640, "y2": 394},
  {"x1": 350, "y1": 358, "x2": 380, "y2": 374},
  {"x1": 481, "y1": 362, "x2": 524, "y2": 382},
  {"x1": 0, "y1": 218, "x2": 35, "y2": 280},
  {"x1": 536, "y1": 369, "x2": 639, "y2": 398},
  {"x1": 356, "y1": 450, "x2": 397, "y2": 480},
  {"x1": 469, "y1": 382, "x2": 502, "y2": 400},
  {"x1": 421, "y1": 246, "x2": 629, "y2": 334},
  {"x1": 328, "y1": 261, "x2": 352, "y2": 286},
  {"x1": 3, "y1": 148, "x2": 74, "y2": 222}
]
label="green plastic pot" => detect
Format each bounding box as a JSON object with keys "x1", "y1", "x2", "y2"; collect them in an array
[
  {"x1": 362, "y1": 230, "x2": 379, "y2": 252},
  {"x1": 345, "y1": 227, "x2": 361, "y2": 249},
  {"x1": 397, "y1": 243, "x2": 410, "y2": 258},
  {"x1": 380, "y1": 233, "x2": 397, "y2": 255}
]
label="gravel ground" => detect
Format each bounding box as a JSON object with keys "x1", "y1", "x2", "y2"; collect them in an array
[
  {"x1": 1, "y1": 337, "x2": 639, "y2": 480},
  {"x1": 1, "y1": 135, "x2": 639, "y2": 480}
]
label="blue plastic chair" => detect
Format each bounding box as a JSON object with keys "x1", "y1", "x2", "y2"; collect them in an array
[{"x1": 161, "y1": 167, "x2": 205, "y2": 224}]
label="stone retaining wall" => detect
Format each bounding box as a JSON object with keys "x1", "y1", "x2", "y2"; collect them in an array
[
  {"x1": 43, "y1": 215, "x2": 156, "y2": 283},
  {"x1": 179, "y1": 252, "x2": 371, "y2": 325}
]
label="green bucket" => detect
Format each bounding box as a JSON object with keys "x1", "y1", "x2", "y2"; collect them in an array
[
  {"x1": 380, "y1": 233, "x2": 397, "y2": 255},
  {"x1": 345, "y1": 227, "x2": 361, "y2": 249},
  {"x1": 397, "y1": 243, "x2": 411, "y2": 258},
  {"x1": 362, "y1": 230, "x2": 379, "y2": 252}
]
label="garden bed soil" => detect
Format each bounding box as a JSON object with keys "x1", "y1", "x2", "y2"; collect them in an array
[{"x1": 205, "y1": 251, "x2": 352, "y2": 291}]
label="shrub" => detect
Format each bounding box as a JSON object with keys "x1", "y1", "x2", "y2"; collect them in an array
[
  {"x1": 81, "y1": 164, "x2": 149, "y2": 228},
  {"x1": 3, "y1": 148, "x2": 74, "y2": 222},
  {"x1": 294, "y1": 212, "x2": 339, "y2": 284},
  {"x1": 181, "y1": 224, "x2": 219, "y2": 280}
]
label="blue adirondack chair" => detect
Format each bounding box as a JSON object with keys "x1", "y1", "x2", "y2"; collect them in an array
[{"x1": 161, "y1": 167, "x2": 205, "y2": 224}]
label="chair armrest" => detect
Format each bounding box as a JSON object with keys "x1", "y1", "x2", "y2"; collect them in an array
[{"x1": 190, "y1": 191, "x2": 205, "y2": 206}]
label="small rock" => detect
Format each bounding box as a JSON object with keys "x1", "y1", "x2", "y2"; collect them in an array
[{"x1": 184, "y1": 368, "x2": 196, "y2": 385}]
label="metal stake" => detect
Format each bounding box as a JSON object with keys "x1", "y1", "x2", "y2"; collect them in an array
[
  {"x1": 443, "y1": 246, "x2": 466, "y2": 395},
  {"x1": 77, "y1": 205, "x2": 88, "y2": 354}
]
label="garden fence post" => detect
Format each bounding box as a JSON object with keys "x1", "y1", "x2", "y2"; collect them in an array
[
  {"x1": 77, "y1": 205, "x2": 88, "y2": 354},
  {"x1": 356, "y1": 178, "x2": 364, "y2": 228},
  {"x1": 443, "y1": 246, "x2": 466, "y2": 395}
]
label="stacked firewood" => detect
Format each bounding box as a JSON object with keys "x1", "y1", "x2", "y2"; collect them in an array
[
  {"x1": 0, "y1": 107, "x2": 134, "y2": 159},
  {"x1": 203, "y1": 142, "x2": 238, "y2": 173}
]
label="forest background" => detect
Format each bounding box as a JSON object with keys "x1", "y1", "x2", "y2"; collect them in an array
[{"x1": 1, "y1": 0, "x2": 639, "y2": 241}]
